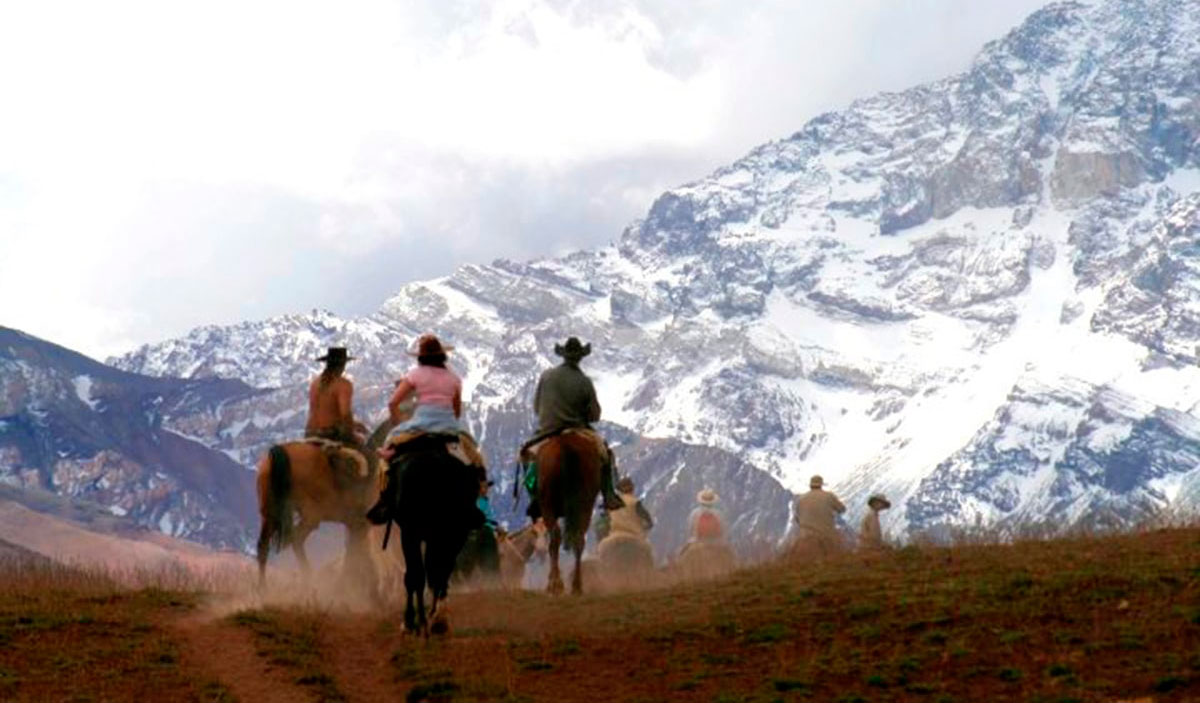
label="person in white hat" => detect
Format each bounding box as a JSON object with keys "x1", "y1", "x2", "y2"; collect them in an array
[
  {"x1": 791, "y1": 475, "x2": 846, "y2": 556},
  {"x1": 687, "y1": 487, "x2": 726, "y2": 544},
  {"x1": 859, "y1": 494, "x2": 892, "y2": 551}
]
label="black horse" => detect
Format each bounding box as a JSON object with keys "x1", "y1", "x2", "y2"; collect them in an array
[{"x1": 383, "y1": 435, "x2": 482, "y2": 635}]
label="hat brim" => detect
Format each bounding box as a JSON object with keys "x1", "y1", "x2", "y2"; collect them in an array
[
  {"x1": 316, "y1": 355, "x2": 356, "y2": 362},
  {"x1": 555, "y1": 343, "x2": 591, "y2": 358},
  {"x1": 406, "y1": 344, "x2": 455, "y2": 357},
  {"x1": 869, "y1": 499, "x2": 892, "y2": 509}
]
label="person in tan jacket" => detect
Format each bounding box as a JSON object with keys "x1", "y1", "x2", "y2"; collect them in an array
[
  {"x1": 607, "y1": 477, "x2": 654, "y2": 539},
  {"x1": 792, "y1": 474, "x2": 846, "y2": 556},
  {"x1": 859, "y1": 494, "x2": 891, "y2": 551}
]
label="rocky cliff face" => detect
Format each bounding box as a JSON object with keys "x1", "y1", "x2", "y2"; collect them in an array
[{"x1": 99, "y1": 0, "x2": 1200, "y2": 548}]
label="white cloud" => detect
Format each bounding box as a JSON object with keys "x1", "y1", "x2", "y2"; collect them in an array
[{"x1": 0, "y1": 0, "x2": 1050, "y2": 360}]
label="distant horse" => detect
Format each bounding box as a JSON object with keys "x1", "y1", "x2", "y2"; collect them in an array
[
  {"x1": 593, "y1": 532, "x2": 654, "y2": 591},
  {"x1": 389, "y1": 435, "x2": 482, "y2": 635},
  {"x1": 498, "y1": 520, "x2": 547, "y2": 590},
  {"x1": 536, "y1": 433, "x2": 603, "y2": 595},
  {"x1": 676, "y1": 540, "x2": 736, "y2": 581},
  {"x1": 255, "y1": 421, "x2": 393, "y2": 600},
  {"x1": 454, "y1": 525, "x2": 501, "y2": 587},
  {"x1": 457, "y1": 520, "x2": 548, "y2": 590}
]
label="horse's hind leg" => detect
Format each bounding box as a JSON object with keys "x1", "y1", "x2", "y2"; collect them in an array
[
  {"x1": 570, "y1": 539, "x2": 584, "y2": 596},
  {"x1": 292, "y1": 520, "x2": 318, "y2": 579},
  {"x1": 546, "y1": 523, "x2": 564, "y2": 595}
]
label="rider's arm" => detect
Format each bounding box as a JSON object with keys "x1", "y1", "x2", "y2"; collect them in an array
[
  {"x1": 388, "y1": 380, "x2": 414, "y2": 423},
  {"x1": 832, "y1": 495, "x2": 846, "y2": 514},
  {"x1": 452, "y1": 386, "x2": 462, "y2": 419},
  {"x1": 585, "y1": 378, "x2": 601, "y2": 422},
  {"x1": 336, "y1": 379, "x2": 354, "y2": 434},
  {"x1": 532, "y1": 375, "x2": 544, "y2": 415}
]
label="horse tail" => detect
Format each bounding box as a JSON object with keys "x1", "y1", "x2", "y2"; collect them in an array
[
  {"x1": 562, "y1": 442, "x2": 583, "y2": 553},
  {"x1": 264, "y1": 445, "x2": 294, "y2": 553}
]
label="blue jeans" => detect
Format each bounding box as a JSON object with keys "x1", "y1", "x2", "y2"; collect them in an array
[{"x1": 388, "y1": 404, "x2": 461, "y2": 438}]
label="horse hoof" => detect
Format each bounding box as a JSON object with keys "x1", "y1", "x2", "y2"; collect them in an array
[{"x1": 430, "y1": 619, "x2": 450, "y2": 636}]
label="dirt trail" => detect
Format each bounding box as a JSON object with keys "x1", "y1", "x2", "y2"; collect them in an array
[
  {"x1": 320, "y1": 615, "x2": 411, "y2": 702},
  {"x1": 169, "y1": 613, "x2": 311, "y2": 703}
]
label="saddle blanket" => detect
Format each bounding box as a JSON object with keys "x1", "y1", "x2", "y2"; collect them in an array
[
  {"x1": 519, "y1": 427, "x2": 606, "y2": 464},
  {"x1": 381, "y1": 431, "x2": 486, "y2": 468},
  {"x1": 304, "y1": 437, "x2": 369, "y2": 478}
]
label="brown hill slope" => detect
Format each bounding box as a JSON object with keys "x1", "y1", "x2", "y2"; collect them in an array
[
  {"x1": 1, "y1": 527, "x2": 1197, "y2": 702},
  {"x1": 0, "y1": 497, "x2": 251, "y2": 579}
]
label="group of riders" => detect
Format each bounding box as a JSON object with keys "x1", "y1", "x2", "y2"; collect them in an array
[
  {"x1": 302, "y1": 334, "x2": 731, "y2": 562},
  {"x1": 303, "y1": 332, "x2": 891, "y2": 573}
]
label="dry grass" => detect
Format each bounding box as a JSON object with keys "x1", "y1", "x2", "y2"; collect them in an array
[
  {"x1": 0, "y1": 526, "x2": 1197, "y2": 702},
  {"x1": 0, "y1": 557, "x2": 232, "y2": 702}
]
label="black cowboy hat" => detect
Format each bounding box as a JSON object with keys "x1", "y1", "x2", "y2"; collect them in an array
[
  {"x1": 316, "y1": 347, "x2": 355, "y2": 363},
  {"x1": 554, "y1": 336, "x2": 591, "y2": 360},
  {"x1": 868, "y1": 494, "x2": 892, "y2": 510}
]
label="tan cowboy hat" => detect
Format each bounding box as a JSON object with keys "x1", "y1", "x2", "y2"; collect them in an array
[
  {"x1": 616, "y1": 476, "x2": 634, "y2": 493},
  {"x1": 696, "y1": 488, "x2": 719, "y2": 506},
  {"x1": 406, "y1": 333, "x2": 455, "y2": 357},
  {"x1": 868, "y1": 494, "x2": 891, "y2": 509},
  {"x1": 809, "y1": 474, "x2": 824, "y2": 489},
  {"x1": 316, "y1": 347, "x2": 355, "y2": 363}
]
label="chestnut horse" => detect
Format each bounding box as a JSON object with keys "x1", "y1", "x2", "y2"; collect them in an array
[
  {"x1": 536, "y1": 433, "x2": 603, "y2": 595},
  {"x1": 255, "y1": 421, "x2": 392, "y2": 600}
]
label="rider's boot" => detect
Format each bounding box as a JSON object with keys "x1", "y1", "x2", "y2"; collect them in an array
[
  {"x1": 522, "y1": 459, "x2": 541, "y2": 521},
  {"x1": 600, "y1": 448, "x2": 624, "y2": 511}
]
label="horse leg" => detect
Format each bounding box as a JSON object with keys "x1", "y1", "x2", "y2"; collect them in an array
[
  {"x1": 292, "y1": 520, "x2": 317, "y2": 579},
  {"x1": 401, "y1": 530, "x2": 426, "y2": 635},
  {"x1": 547, "y1": 522, "x2": 564, "y2": 595},
  {"x1": 570, "y1": 535, "x2": 584, "y2": 596},
  {"x1": 403, "y1": 588, "x2": 418, "y2": 634}
]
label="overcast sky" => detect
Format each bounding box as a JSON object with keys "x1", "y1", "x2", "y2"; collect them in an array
[{"x1": 0, "y1": 0, "x2": 1051, "y2": 360}]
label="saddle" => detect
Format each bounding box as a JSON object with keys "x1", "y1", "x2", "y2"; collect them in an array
[
  {"x1": 382, "y1": 430, "x2": 486, "y2": 468},
  {"x1": 518, "y1": 427, "x2": 606, "y2": 462},
  {"x1": 304, "y1": 437, "x2": 370, "y2": 479}
]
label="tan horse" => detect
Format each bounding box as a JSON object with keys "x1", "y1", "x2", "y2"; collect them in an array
[
  {"x1": 255, "y1": 421, "x2": 393, "y2": 600},
  {"x1": 676, "y1": 540, "x2": 736, "y2": 581}
]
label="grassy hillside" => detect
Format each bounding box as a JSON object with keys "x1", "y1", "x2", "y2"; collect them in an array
[{"x1": 1, "y1": 527, "x2": 1197, "y2": 702}]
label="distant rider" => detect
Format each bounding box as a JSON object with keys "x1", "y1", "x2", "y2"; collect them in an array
[
  {"x1": 687, "y1": 488, "x2": 725, "y2": 544},
  {"x1": 792, "y1": 474, "x2": 846, "y2": 556},
  {"x1": 859, "y1": 494, "x2": 891, "y2": 551},
  {"x1": 607, "y1": 476, "x2": 654, "y2": 540},
  {"x1": 519, "y1": 337, "x2": 623, "y2": 518}
]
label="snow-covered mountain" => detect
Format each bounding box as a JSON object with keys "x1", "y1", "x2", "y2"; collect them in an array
[
  {"x1": 0, "y1": 327, "x2": 260, "y2": 549},
  {"x1": 110, "y1": 0, "x2": 1200, "y2": 546}
]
